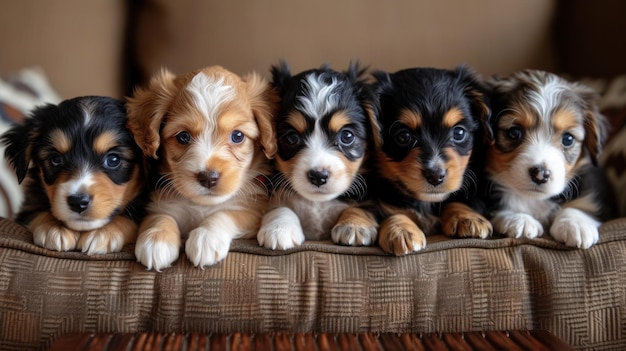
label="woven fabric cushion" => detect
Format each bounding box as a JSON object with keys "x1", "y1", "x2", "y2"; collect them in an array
[{"x1": 1, "y1": 217, "x2": 625, "y2": 350}]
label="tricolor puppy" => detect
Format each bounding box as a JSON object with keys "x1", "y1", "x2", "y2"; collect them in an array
[
  {"x1": 127, "y1": 66, "x2": 277, "y2": 271},
  {"x1": 1, "y1": 96, "x2": 146, "y2": 254},
  {"x1": 372, "y1": 66, "x2": 492, "y2": 255},
  {"x1": 485, "y1": 69, "x2": 610, "y2": 248},
  {"x1": 257, "y1": 62, "x2": 380, "y2": 250}
]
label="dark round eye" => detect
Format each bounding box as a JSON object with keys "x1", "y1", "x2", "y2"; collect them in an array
[
  {"x1": 283, "y1": 130, "x2": 301, "y2": 146},
  {"x1": 49, "y1": 153, "x2": 63, "y2": 167},
  {"x1": 338, "y1": 129, "x2": 355, "y2": 146},
  {"x1": 452, "y1": 126, "x2": 467, "y2": 143},
  {"x1": 103, "y1": 153, "x2": 121, "y2": 169},
  {"x1": 176, "y1": 131, "x2": 191, "y2": 145},
  {"x1": 506, "y1": 126, "x2": 523, "y2": 141},
  {"x1": 562, "y1": 133, "x2": 575, "y2": 148},
  {"x1": 230, "y1": 130, "x2": 245, "y2": 144},
  {"x1": 394, "y1": 129, "x2": 414, "y2": 148}
]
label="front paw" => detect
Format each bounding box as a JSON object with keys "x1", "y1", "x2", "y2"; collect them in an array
[
  {"x1": 30, "y1": 214, "x2": 80, "y2": 251},
  {"x1": 78, "y1": 217, "x2": 137, "y2": 255},
  {"x1": 331, "y1": 207, "x2": 378, "y2": 246},
  {"x1": 378, "y1": 214, "x2": 426, "y2": 255},
  {"x1": 185, "y1": 227, "x2": 232, "y2": 268},
  {"x1": 492, "y1": 211, "x2": 544, "y2": 239},
  {"x1": 134, "y1": 216, "x2": 181, "y2": 271},
  {"x1": 441, "y1": 203, "x2": 492, "y2": 239},
  {"x1": 257, "y1": 207, "x2": 305, "y2": 250},
  {"x1": 550, "y1": 208, "x2": 600, "y2": 249}
]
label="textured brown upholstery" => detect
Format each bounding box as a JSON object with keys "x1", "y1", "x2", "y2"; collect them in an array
[{"x1": 1, "y1": 217, "x2": 626, "y2": 350}]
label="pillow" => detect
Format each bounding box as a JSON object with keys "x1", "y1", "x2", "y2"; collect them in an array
[{"x1": 0, "y1": 67, "x2": 61, "y2": 219}]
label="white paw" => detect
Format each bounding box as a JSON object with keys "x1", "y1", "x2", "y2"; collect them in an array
[
  {"x1": 135, "y1": 228, "x2": 180, "y2": 272},
  {"x1": 492, "y1": 211, "x2": 544, "y2": 239},
  {"x1": 185, "y1": 227, "x2": 232, "y2": 268},
  {"x1": 257, "y1": 207, "x2": 305, "y2": 250},
  {"x1": 32, "y1": 224, "x2": 80, "y2": 252},
  {"x1": 331, "y1": 223, "x2": 377, "y2": 246},
  {"x1": 550, "y1": 208, "x2": 600, "y2": 249},
  {"x1": 79, "y1": 230, "x2": 124, "y2": 255}
]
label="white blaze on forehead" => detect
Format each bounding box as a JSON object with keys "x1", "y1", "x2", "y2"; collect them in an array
[
  {"x1": 80, "y1": 100, "x2": 97, "y2": 127},
  {"x1": 527, "y1": 76, "x2": 569, "y2": 125},
  {"x1": 61, "y1": 171, "x2": 95, "y2": 195},
  {"x1": 296, "y1": 73, "x2": 343, "y2": 119},
  {"x1": 187, "y1": 72, "x2": 236, "y2": 127}
]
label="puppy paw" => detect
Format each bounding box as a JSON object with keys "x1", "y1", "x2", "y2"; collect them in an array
[
  {"x1": 492, "y1": 211, "x2": 544, "y2": 239},
  {"x1": 331, "y1": 207, "x2": 378, "y2": 246},
  {"x1": 378, "y1": 214, "x2": 426, "y2": 255},
  {"x1": 257, "y1": 207, "x2": 305, "y2": 250},
  {"x1": 550, "y1": 208, "x2": 601, "y2": 249},
  {"x1": 79, "y1": 217, "x2": 137, "y2": 255},
  {"x1": 134, "y1": 216, "x2": 181, "y2": 271},
  {"x1": 30, "y1": 214, "x2": 80, "y2": 251},
  {"x1": 441, "y1": 202, "x2": 492, "y2": 239},
  {"x1": 185, "y1": 227, "x2": 232, "y2": 268}
]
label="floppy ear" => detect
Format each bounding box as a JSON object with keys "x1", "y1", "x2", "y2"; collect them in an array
[
  {"x1": 574, "y1": 83, "x2": 609, "y2": 165},
  {"x1": 269, "y1": 60, "x2": 291, "y2": 95},
  {"x1": 1, "y1": 104, "x2": 56, "y2": 183},
  {"x1": 456, "y1": 65, "x2": 493, "y2": 144},
  {"x1": 244, "y1": 72, "x2": 278, "y2": 159},
  {"x1": 347, "y1": 62, "x2": 382, "y2": 149},
  {"x1": 126, "y1": 68, "x2": 177, "y2": 159}
]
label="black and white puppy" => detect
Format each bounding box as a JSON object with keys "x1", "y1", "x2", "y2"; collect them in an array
[
  {"x1": 257, "y1": 62, "x2": 380, "y2": 250},
  {"x1": 371, "y1": 66, "x2": 492, "y2": 255},
  {"x1": 1, "y1": 96, "x2": 146, "y2": 253},
  {"x1": 485, "y1": 69, "x2": 610, "y2": 248}
]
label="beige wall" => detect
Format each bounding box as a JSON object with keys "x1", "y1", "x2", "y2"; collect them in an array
[
  {"x1": 1, "y1": 0, "x2": 558, "y2": 98},
  {"x1": 136, "y1": 0, "x2": 557, "y2": 81},
  {"x1": 0, "y1": 0, "x2": 126, "y2": 98}
]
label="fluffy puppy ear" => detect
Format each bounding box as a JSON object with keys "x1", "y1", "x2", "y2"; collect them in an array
[
  {"x1": 0, "y1": 105, "x2": 54, "y2": 183},
  {"x1": 270, "y1": 60, "x2": 291, "y2": 96},
  {"x1": 347, "y1": 62, "x2": 382, "y2": 149},
  {"x1": 574, "y1": 83, "x2": 609, "y2": 165},
  {"x1": 244, "y1": 72, "x2": 278, "y2": 159},
  {"x1": 456, "y1": 65, "x2": 493, "y2": 144},
  {"x1": 126, "y1": 68, "x2": 177, "y2": 159}
]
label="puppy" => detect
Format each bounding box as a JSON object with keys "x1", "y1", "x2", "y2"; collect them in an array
[
  {"x1": 371, "y1": 66, "x2": 492, "y2": 255},
  {"x1": 1, "y1": 96, "x2": 146, "y2": 254},
  {"x1": 127, "y1": 66, "x2": 277, "y2": 271},
  {"x1": 257, "y1": 62, "x2": 380, "y2": 250},
  {"x1": 485, "y1": 69, "x2": 610, "y2": 248}
]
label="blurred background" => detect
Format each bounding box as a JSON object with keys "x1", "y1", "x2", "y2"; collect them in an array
[{"x1": 1, "y1": 0, "x2": 625, "y2": 99}]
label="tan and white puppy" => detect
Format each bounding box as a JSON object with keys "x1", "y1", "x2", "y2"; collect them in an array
[
  {"x1": 485, "y1": 69, "x2": 610, "y2": 248},
  {"x1": 127, "y1": 66, "x2": 277, "y2": 271}
]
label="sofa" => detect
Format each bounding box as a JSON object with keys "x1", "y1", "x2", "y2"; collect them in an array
[{"x1": 1, "y1": 1, "x2": 626, "y2": 350}]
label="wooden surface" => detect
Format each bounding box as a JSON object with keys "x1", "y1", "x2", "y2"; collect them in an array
[{"x1": 50, "y1": 330, "x2": 574, "y2": 351}]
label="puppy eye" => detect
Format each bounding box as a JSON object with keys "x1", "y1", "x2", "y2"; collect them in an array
[
  {"x1": 452, "y1": 126, "x2": 467, "y2": 143},
  {"x1": 230, "y1": 130, "x2": 245, "y2": 144},
  {"x1": 283, "y1": 130, "x2": 301, "y2": 146},
  {"x1": 562, "y1": 133, "x2": 575, "y2": 148},
  {"x1": 103, "y1": 153, "x2": 121, "y2": 169},
  {"x1": 176, "y1": 131, "x2": 192, "y2": 145},
  {"x1": 338, "y1": 129, "x2": 355, "y2": 146},
  {"x1": 506, "y1": 126, "x2": 523, "y2": 141},
  {"x1": 49, "y1": 153, "x2": 63, "y2": 167},
  {"x1": 393, "y1": 129, "x2": 414, "y2": 148}
]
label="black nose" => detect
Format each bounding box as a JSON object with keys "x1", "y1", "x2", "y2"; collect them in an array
[
  {"x1": 67, "y1": 193, "x2": 91, "y2": 214},
  {"x1": 529, "y1": 166, "x2": 551, "y2": 184},
  {"x1": 423, "y1": 167, "x2": 446, "y2": 186},
  {"x1": 307, "y1": 169, "x2": 329, "y2": 187},
  {"x1": 197, "y1": 170, "x2": 220, "y2": 189}
]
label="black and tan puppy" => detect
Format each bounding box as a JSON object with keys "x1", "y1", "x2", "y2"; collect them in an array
[
  {"x1": 371, "y1": 66, "x2": 492, "y2": 255},
  {"x1": 257, "y1": 62, "x2": 380, "y2": 250},
  {"x1": 1, "y1": 96, "x2": 146, "y2": 254}
]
